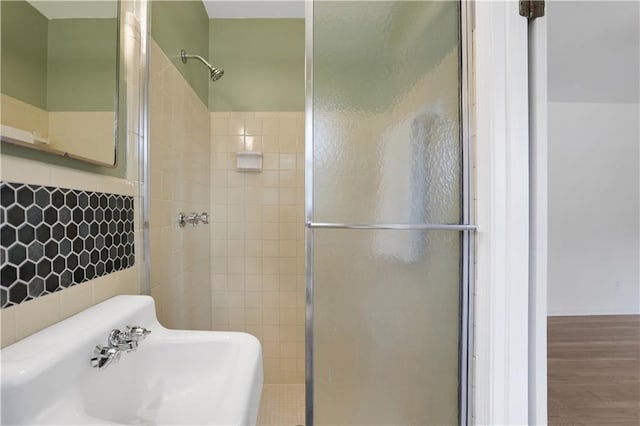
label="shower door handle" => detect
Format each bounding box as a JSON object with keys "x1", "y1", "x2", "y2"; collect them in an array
[{"x1": 305, "y1": 222, "x2": 476, "y2": 231}]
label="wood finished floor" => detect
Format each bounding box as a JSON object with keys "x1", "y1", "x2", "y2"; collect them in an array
[{"x1": 548, "y1": 315, "x2": 640, "y2": 425}]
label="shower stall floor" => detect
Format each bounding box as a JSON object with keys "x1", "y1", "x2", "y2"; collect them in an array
[{"x1": 257, "y1": 384, "x2": 305, "y2": 426}]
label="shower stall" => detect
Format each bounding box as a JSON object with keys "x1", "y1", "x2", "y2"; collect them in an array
[
  {"x1": 304, "y1": 1, "x2": 473, "y2": 425},
  {"x1": 147, "y1": 0, "x2": 474, "y2": 424}
]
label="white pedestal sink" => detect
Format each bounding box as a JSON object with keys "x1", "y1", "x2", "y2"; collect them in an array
[{"x1": 0, "y1": 296, "x2": 263, "y2": 425}]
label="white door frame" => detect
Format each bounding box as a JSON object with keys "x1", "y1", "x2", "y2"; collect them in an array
[
  {"x1": 473, "y1": 1, "x2": 537, "y2": 423},
  {"x1": 527, "y1": 11, "x2": 548, "y2": 426}
]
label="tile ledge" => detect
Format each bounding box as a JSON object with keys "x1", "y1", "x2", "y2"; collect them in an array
[{"x1": 1, "y1": 155, "x2": 136, "y2": 196}]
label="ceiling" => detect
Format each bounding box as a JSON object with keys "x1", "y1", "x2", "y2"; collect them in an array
[
  {"x1": 26, "y1": 0, "x2": 303, "y2": 20},
  {"x1": 27, "y1": 1, "x2": 117, "y2": 19},
  {"x1": 203, "y1": 0, "x2": 304, "y2": 18}
]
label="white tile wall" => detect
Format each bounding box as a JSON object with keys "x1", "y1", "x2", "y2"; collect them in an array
[
  {"x1": 148, "y1": 39, "x2": 211, "y2": 330},
  {"x1": 210, "y1": 111, "x2": 305, "y2": 384}
]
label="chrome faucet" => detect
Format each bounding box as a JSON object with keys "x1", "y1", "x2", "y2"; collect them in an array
[
  {"x1": 90, "y1": 325, "x2": 151, "y2": 369},
  {"x1": 126, "y1": 325, "x2": 152, "y2": 340},
  {"x1": 178, "y1": 212, "x2": 210, "y2": 227}
]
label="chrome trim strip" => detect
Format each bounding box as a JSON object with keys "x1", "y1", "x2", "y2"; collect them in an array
[
  {"x1": 306, "y1": 222, "x2": 477, "y2": 231},
  {"x1": 112, "y1": 0, "x2": 121, "y2": 169},
  {"x1": 304, "y1": 225, "x2": 314, "y2": 426},
  {"x1": 304, "y1": 1, "x2": 314, "y2": 425},
  {"x1": 140, "y1": 0, "x2": 151, "y2": 296},
  {"x1": 459, "y1": 1, "x2": 474, "y2": 424}
]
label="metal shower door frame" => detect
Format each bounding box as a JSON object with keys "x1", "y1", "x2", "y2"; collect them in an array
[{"x1": 304, "y1": 1, "x2": 476, "y2": 424}]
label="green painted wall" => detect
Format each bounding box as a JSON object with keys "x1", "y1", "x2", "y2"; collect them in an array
[
  {"x1": 209, "y1": 19, "x2": 304, "y2": 112},
  {"x1": 1, "y1": 0, "x2": 48, "y2": 109},
  {"x1": 47, "y1": 19, "x2": 117, "y2": 111},
  {"x1": 151, "y1": 0, "x2": 209, "y2": 105}
]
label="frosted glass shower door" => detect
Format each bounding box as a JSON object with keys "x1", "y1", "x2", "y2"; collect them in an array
[{"x1": 307, "y1": 1, "x2": 471, "y2": 425}]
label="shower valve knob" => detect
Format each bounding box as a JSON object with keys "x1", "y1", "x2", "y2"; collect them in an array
[{"x1": 177, "y1": 212, "x2": 210, "y2": 227}]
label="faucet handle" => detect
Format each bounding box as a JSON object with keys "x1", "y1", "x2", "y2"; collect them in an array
[
  {"x1": 108, "y1": 328, "x2": 138, "y2": 352},
  {"x1": 107, "y1": 328, "x2": 124, "y2": 346},
  {"x1": 125, "y1": 325, "x2": 151, "y2": 341},
  {"x1": 91, "y1": 345, "x2": 121, "y2": 369}
]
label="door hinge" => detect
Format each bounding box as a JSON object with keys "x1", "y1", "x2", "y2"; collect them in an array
[{"x1": 519, "y1": 0, "x2": 545, "y2": 19}]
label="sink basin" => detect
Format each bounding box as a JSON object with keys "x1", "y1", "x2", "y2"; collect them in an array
[{"x1": 0, "y1": 296, "x2": 263, "y2": 425}]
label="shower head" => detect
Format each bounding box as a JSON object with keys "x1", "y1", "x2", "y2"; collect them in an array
[
  {"x1": 210, "y1": 67, "x2": 224, "y2": 82},
  {"x1": 180, "y1": 49, "x2": 224, "y2": 82}
]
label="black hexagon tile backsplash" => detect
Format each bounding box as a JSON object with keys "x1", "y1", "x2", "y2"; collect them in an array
[{"x1": 0, "y1": 182, "x2": 135, "y2": 309}]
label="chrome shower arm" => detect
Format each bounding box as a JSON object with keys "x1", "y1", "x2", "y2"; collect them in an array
[
  {"x1": 180, "y1": 50, "x2": 214, "y2": 70},
  {"x1": 180, "y1": 49, "x2": 224, "y2": 82}
]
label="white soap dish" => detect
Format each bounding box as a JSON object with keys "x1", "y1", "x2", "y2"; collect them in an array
[{"x1": 236, "y1": 151, "x2": 263, "y2": 172}]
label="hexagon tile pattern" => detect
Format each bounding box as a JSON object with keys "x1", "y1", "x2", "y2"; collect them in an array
[{"x1": 0, "y1": 182, "x2": 135, "y2": 309}]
